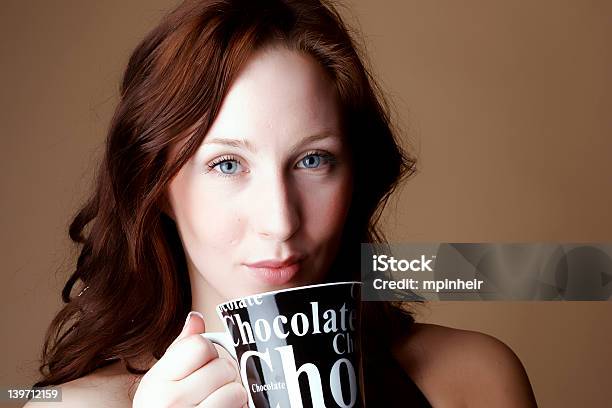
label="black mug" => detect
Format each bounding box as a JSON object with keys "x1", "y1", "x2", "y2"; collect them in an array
[{"x1": 202, "y1": 281, "x2": 362, "y2": 408}]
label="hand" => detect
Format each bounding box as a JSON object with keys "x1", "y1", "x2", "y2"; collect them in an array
[{"x1": 133, "y1": 311, "x2": 248, "y2": 407}]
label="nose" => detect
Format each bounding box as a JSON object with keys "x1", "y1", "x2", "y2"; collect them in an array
[{"x1": 251, "y1": 169, "x2": 301, "y2": 242}]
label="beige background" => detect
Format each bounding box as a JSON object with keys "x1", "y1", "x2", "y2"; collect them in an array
[{"x1": 1, "y1": 0, "x2": 611, "y2": 406}]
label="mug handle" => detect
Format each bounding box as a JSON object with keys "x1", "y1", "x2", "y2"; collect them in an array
[
  {"x1": 201, "y1": 333, "x2": 257, "y2": 408},
  {"x1": 200, "y1": 332, "x2": 237, "y2": 361}
]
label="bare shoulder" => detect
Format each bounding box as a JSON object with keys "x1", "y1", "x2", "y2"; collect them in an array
[
  {"x1": 392, "y1": 323, "x2": 538, "y2": 407},
  {"x1": 23, "y1": 361, "x2": 142, "y2": 408}
]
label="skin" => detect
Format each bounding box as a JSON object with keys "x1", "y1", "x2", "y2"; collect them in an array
[
  {"x1": 27, "y1": 46, "x2": 538, "y2": 407},
  {"x1": 393, "y1": 323, "x2": 538, "y2": 407}
]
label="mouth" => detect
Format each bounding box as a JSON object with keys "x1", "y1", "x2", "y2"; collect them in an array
[{"x1": 242, "y1": 256, "x2": 304, "y2": 285}]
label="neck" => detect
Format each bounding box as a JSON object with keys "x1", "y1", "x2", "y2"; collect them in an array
[{"x1": 188, "y1": 267, "x2": 227, "y2": 333}]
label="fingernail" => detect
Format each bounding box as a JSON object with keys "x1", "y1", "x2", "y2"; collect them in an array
[{"x1": 183, "y1": 311, "x2": 204, "y2": 330}]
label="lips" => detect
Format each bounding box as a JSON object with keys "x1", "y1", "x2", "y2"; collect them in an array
[
  {"x1": 243, "y1": 254, "x2": 305, "y2": 285},
  {"x1": 244, "y1": 254, "x2": 304, "y2": 269}
]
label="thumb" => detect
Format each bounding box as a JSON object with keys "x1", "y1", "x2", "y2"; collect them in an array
[{"x1": 169, "y1": 311, "x2": 206, "y2": 349}]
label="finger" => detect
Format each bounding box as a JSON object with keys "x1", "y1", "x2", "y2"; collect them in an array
[
  {"x1": 151, "y1": 334, "x2": 219, "y2": 381},
  {"x1": 168, "y1": 311, "x2": 206, "y2": 350},
  {"x1": 195, "y1": 382, "x2": 248, "y2": 408},
  {"x1": 175, "y1": 357, "x2": 239, "y2": 406}
]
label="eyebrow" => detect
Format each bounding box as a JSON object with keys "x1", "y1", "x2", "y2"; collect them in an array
[{"x1": 202, "y1": 132, "x2": 340, "y2": 153}]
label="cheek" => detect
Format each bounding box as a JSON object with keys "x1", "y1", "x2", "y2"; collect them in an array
[
  {"x1": 169, "y1": 169, "x2": 244, "y2": 253},
  {"x1": 302, "y1": 173, "x2": 353, "y2": 239},
  {"x1": 188, "y1": 194, "x2": 242, "y2": 249}
]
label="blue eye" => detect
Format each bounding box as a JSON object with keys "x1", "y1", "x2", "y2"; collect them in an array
[
  {"x1": 218, "y1": 160, "x2": 239, "y2": 174},
  {"x1": 297, "y1": 151, "x2": 336, "y2": 169},
  {"x1": 300, "y1": 154, "x2": 321, "y2": 168},
  {"x1": 207, "y1": 155, "x2": 243, "y2": 176}
]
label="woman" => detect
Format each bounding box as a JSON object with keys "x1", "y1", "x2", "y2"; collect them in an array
[{"x1": 28, "y1": 0, "x2": 537, "y2": 406}]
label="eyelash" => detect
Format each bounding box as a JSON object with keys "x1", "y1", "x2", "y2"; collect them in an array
[{"x1": 205, "y1": 150, "x2": 337, "y2": 178}]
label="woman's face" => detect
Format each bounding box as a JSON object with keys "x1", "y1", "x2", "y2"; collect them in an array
[{"x1": 167, "y1": 46, "x2": 353, "y2": 302}]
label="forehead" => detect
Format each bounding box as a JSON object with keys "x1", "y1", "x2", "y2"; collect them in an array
[{"x1": 204, "y1": 46, "x2": 342, "y2": 144}]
